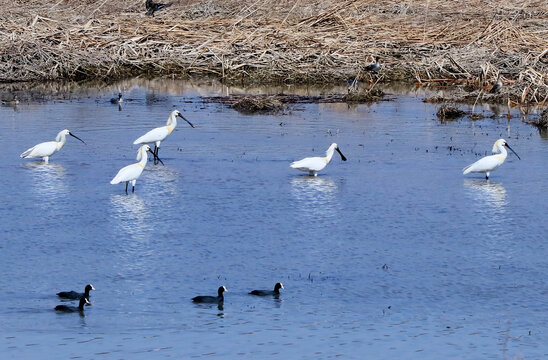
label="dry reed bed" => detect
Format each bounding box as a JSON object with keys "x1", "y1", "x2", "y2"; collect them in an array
[{"x1": 1, "y1": 0, "x2": 547, "y2": 104}]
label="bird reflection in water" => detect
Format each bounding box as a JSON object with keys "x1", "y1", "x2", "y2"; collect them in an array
[
  {"x1": 144, "y1": 165, "x2": 179, "y2": 196},
  {"x1": 290, "y1": 176, "x2": 339, "y2": 219},
  {"x1": 463, "y1": 179, "x2": 507, "y2": 210},
  {"x1": 23, "y1": 162, "x2": 68, "y2": 204},
  {"x1": 109, "y1": 194, "x2": 156, "y2": 276},
  {"x1": 463, "y1": 179, "x2": 514, "y2": 261},
  {"x1": 109, "y1": 194, "x2": 154, "y2": 240}
]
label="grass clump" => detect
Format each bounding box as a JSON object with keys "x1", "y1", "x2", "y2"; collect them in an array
[
  {"x1": 232, "y1": 97, "x2": 285, "y2": 114},
  {"x1": 436, "y1": 105, "x2": 465, "y2": 121}
]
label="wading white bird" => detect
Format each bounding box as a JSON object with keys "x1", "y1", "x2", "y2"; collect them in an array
[
  {"x1": 290, "y1": 143, "x2": 347, "y2": 176},
  {"x1": 133, "y1": 109, "x2": 195, "y2": 164},
  {"x1": 110, "y1": 145, "x2": 158, "y2": 193},
  {"x1": 20, "y1": 129, "x2": 86, "y2": 163},
  {"x1": 463, "y1": 139, "x2": 520, "y2": 179}
]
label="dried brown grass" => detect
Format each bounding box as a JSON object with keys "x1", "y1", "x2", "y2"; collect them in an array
[
  {"x1": 533, "y1": 108, "x2": 548, "y2": 129},
  {"x1": 436, "y1": 105, "x2": 465, "y2": 121},
  {"x1": 1, "y1": 0, "x2": 547, "y2": 104},
  {"x1": 232, "y1": 96, "x2": 284, "y2": 113}
]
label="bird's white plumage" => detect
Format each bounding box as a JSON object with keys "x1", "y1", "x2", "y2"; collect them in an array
[
  {"x1": 133, "y1": 126, "x2": 171, "y2": 148},
  {"x1": 20, "y1": 141, "x2": 60, "y2": 161},
  {"x1": 463, "y1": 154, "x2": 504, "y2": 174},
  {"x1": 133, "y1": 110, "x2": 180, "y2": 148},
  {"x1": 290, "y1": 143, "x2": 346, "y2": 176},
  {"x1": 20, "y1": 129, "x2": 78, "y2": 163},
  {"x1": 110, "y1": 145, "x2": 150, "y2": 187},
  {"x1": 291, "y1": 157, "x2": 328, "y2": 173},
  {"x1": 463, "y1": 139, "x2": 519, "y2": 179}
]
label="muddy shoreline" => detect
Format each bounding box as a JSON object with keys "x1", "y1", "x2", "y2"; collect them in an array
[{"x1": 1, "y1": 1, "x2": 547, "y2": 105}]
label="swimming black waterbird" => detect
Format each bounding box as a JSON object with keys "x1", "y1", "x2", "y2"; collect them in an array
[
  {"x1": 57, "y1": 284, "x2": 95, "y2": 302},
  {"x1": 145, "y1": 0, "x2": 172, "y2": 16},
  {"x1": 110, "y1": 92, "x2": 123, "y2": 104},
  {"x1": 1, "y1": 95, "x2": 19, "y2": 106},
  {"x1": 249, "y1": 283, "x2": 284, "y2": 296},
  {"x1": 55, "y1": 297, "x2": 90, "y2": 313},
  {"x1": 192, "y1": 286, "x2": 227, "y2": 304}
]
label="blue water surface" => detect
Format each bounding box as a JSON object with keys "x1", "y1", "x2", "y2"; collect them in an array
[{"x1": 0, "y1": 80, "x2": 547, "y2": 359}]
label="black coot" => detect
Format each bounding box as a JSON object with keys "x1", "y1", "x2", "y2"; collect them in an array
[
  {"x1": 192, "y1": 286, "x2": 227, "y2": 304},
  {"x1": 110, "y1": 92, "x2": 123, "y2": 104},
  {"x1": 55, "y1": 297, "x2": 90, "y2": 313},
  {"x1": 57, "y1": 284, "x2": 95, "y2": 302},
  {"x1": 249, "y1": 282, "x2": 284, "y2": 296}
]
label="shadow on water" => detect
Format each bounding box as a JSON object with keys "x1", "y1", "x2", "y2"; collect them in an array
[{"x1": 290, "y1": 176, "x2": 339, "y2": 219}]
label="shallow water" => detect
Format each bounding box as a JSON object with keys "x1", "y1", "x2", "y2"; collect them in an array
[{"x1": 1, "y1": 80, "x2": 547, "y2": 359}]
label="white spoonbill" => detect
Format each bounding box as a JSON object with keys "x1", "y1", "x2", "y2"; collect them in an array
[
  {"x1": 110, "y1": 145, "x2": 158, "y2": 193},
  {"x1": 133, "y1": 109, "x2": 195, "y2": 164},
  {"x1": 20, "y1": 129, "x2": 86, "y2": 164},
  {"x1": 290, "y1": 143, "x2": 347, "y2": 176},
  {"x1": 463, "y1": 139, "x2": 520, "y2": 179}
]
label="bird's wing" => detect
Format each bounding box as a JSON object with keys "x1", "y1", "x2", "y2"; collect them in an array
[
  {"x1": 133, "y1": 127, "x2": 169, "y2": 145},
  {"x1": 20, "y1": 141, "x2": 57, "y2": 158},
  {"x1": 290, "y1": 157, "x2": 326, "y2": 171},
  {"x1": 463, "y1": 155, "x2": 499, "y2": 174},
  {"x1": 110, "y1": 163, "x2": 143, "y2": 184}
]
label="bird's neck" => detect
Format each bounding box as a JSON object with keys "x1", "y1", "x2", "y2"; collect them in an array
[
  {"x1": 56, "y1": 135, "x2": 67, "y2": 150},
  {"x1": 495, "y1": 145, "x2": 508, "y2": 160},
  {"x1": 325, "y1": 148, "x2": 335, "y2": 163},
  {"x1": 166, "y1": 116, "x2": 177, "y2": 134},
  {"x1": 138, "y1": 149, "x2": 149, "y2": 167}
]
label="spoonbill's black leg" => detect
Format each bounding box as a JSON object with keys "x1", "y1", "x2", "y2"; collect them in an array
[
  {"x1": 125, "y1": 182, "x2": 128, "y2": 194},
  {"x1": 155, "y1": 154, "x2": 164, "y2": 166},
  {"x1": 153, "y1": 146, "x2": 159, "y2": 165}
]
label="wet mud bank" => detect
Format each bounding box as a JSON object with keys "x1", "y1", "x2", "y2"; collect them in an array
[
  {"x1": 202, "y1": 89, "x2": 388, "y2": 113},
  {"x1": 1, "y1": 0, "x2": 546, "y2": 106}
]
